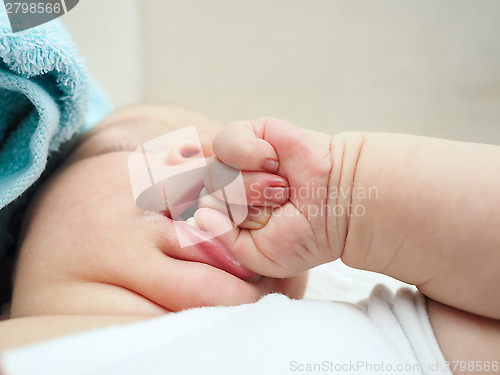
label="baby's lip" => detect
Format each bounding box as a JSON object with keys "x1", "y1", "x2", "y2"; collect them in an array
[
  {"x1": 171, "y1": 219, "x2": 261, "y2": 282},
  {"x1": 158, "y1": 200, "x2": 261, "y2": 282}
]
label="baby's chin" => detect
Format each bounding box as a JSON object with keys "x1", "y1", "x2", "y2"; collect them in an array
[
  {"x1": 264, "y1": 272, "x2": 309, "y2": 301},
  {"x1": 151, "y1": 272, "x2": 308, "y2": 312}
]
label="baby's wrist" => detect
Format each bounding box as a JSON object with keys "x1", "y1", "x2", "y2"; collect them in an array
[{"x1": 325, "y1": 131, "x2": 370, "y2": 267}]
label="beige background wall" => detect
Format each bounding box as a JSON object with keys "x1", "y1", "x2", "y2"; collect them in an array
[{"x1": 62, "y1": 0, "x2": 500, "y2": 144}]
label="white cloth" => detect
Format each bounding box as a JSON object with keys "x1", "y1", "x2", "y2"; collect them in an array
[
  {"x1": 1, "y1": 285, "x2": 452, "y2": 375},
  {"x1": 305, "y1": 260, "x2": 416, "y2": 302}
]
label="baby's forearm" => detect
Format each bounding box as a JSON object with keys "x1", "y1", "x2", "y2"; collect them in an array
[{"x1": 330, "y1": 132, "x2": 500, "y2": 319}]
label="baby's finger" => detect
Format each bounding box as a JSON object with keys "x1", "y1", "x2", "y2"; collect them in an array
[
  {"x1": 196, "y1": 202, "x2": 321, "y2": 278},
  {"x1": 243, "y1": 172, "x2": 288, "y2": 207},
  {"x1": 194, "y1": 208, "x2": 288, "y2": 277},
  {"x1": 213, "y1": 120, "x2": 280, "y2": 173},
  {"x1": 194, "y1": 207, "x2": 240, "y2": 244},
  {"x1": 206, "y1": 156, "x2": 289, "y2": 207},
  {"x1": 197, "y1": 187, "x2": 247, "y2": 225},
  {"x1": 238, "y1": 206, "x2": 273, "y2": 230},
  {"x1": 197, "y1": 189, "x2": 272, "y2": 230}
]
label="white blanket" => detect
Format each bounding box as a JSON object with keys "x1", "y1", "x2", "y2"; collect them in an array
[{"x1": 1, "y1": 278, "x2": 451, "y2": 375}]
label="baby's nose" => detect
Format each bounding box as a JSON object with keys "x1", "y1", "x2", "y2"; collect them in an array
[{"x1": 166, "y1": 142, "x2": 204, "y2": 165}]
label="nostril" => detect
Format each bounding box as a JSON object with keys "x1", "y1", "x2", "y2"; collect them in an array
[{"x1": 181, "y1": 147, "x2": 200, "y2": 158}]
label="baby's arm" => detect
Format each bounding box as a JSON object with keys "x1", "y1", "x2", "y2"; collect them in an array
[
  {"x1": 335, "y1": 132, "x2": 500, "y2": 319},
  {"x1": 203, "y1": 119, "x2": 500, "y2": 372},
  {"x1": 335, "y1": 132, "x2": 500, "y2": 372},
  {"x1": 205, "y1": 119, "x2": 500, "y2": 318}
]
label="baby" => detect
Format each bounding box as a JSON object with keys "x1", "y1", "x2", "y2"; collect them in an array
[
  {"x1": 0, "y1": 103, "x2": 499, "y2": 373},
  {"x1": 0, "y1": 104, "x2": 308, "y2": 348},
  {"x1": 2, "y1": 103, "x2": 307, "y2": 315}
]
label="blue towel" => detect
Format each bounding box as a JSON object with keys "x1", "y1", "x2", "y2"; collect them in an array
[{"x1": 0, "y1": 9, "x2": 113, "y2": 259}]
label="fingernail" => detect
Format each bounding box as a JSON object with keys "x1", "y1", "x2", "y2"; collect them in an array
[
  {"x1": 261, "y1": 158, "x2": 279, "y2": 173},
  {"x1": 242, "y1": 220, "x2": 266, "y2": 230},
  {"x1": 263, "y1": 187, "x2": 288, "y2": 204},
  {"x1": 268, "y1": 176, "x2": 288, "y2": 188}
]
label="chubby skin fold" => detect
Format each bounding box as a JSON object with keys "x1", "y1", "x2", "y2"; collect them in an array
[{"x1": 327, "y1": 131, "x2": 366, "y2": 266}]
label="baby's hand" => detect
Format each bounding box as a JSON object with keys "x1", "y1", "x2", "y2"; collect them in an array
[{"x1": 194, "y1": 118, "x2": 340, "y2": 278}]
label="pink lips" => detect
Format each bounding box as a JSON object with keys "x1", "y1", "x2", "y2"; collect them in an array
[{"x1": 171, "y1": 219, "x2": 261, "y2": 282}]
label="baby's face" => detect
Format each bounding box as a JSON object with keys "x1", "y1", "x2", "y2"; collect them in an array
[{"x1": 10, "y1": 104, "x2": 307, "y2": 317}]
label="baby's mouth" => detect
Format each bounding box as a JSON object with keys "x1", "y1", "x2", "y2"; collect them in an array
[
  {"x1": 162, "y1": 200, "x2": 199, "y2": 223},
  {"x1": 160, "y1": 200, "x2": 262, "y2": 283},
  {"x1": 131, "y1": 154, "x2": 259, "y2": 281},
  {"x1": 177, "y1": 220, "x2": 262, "y2": 282},
  {"x1": 160, "y1": 192, "x2": 203, "y2": 230}
]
